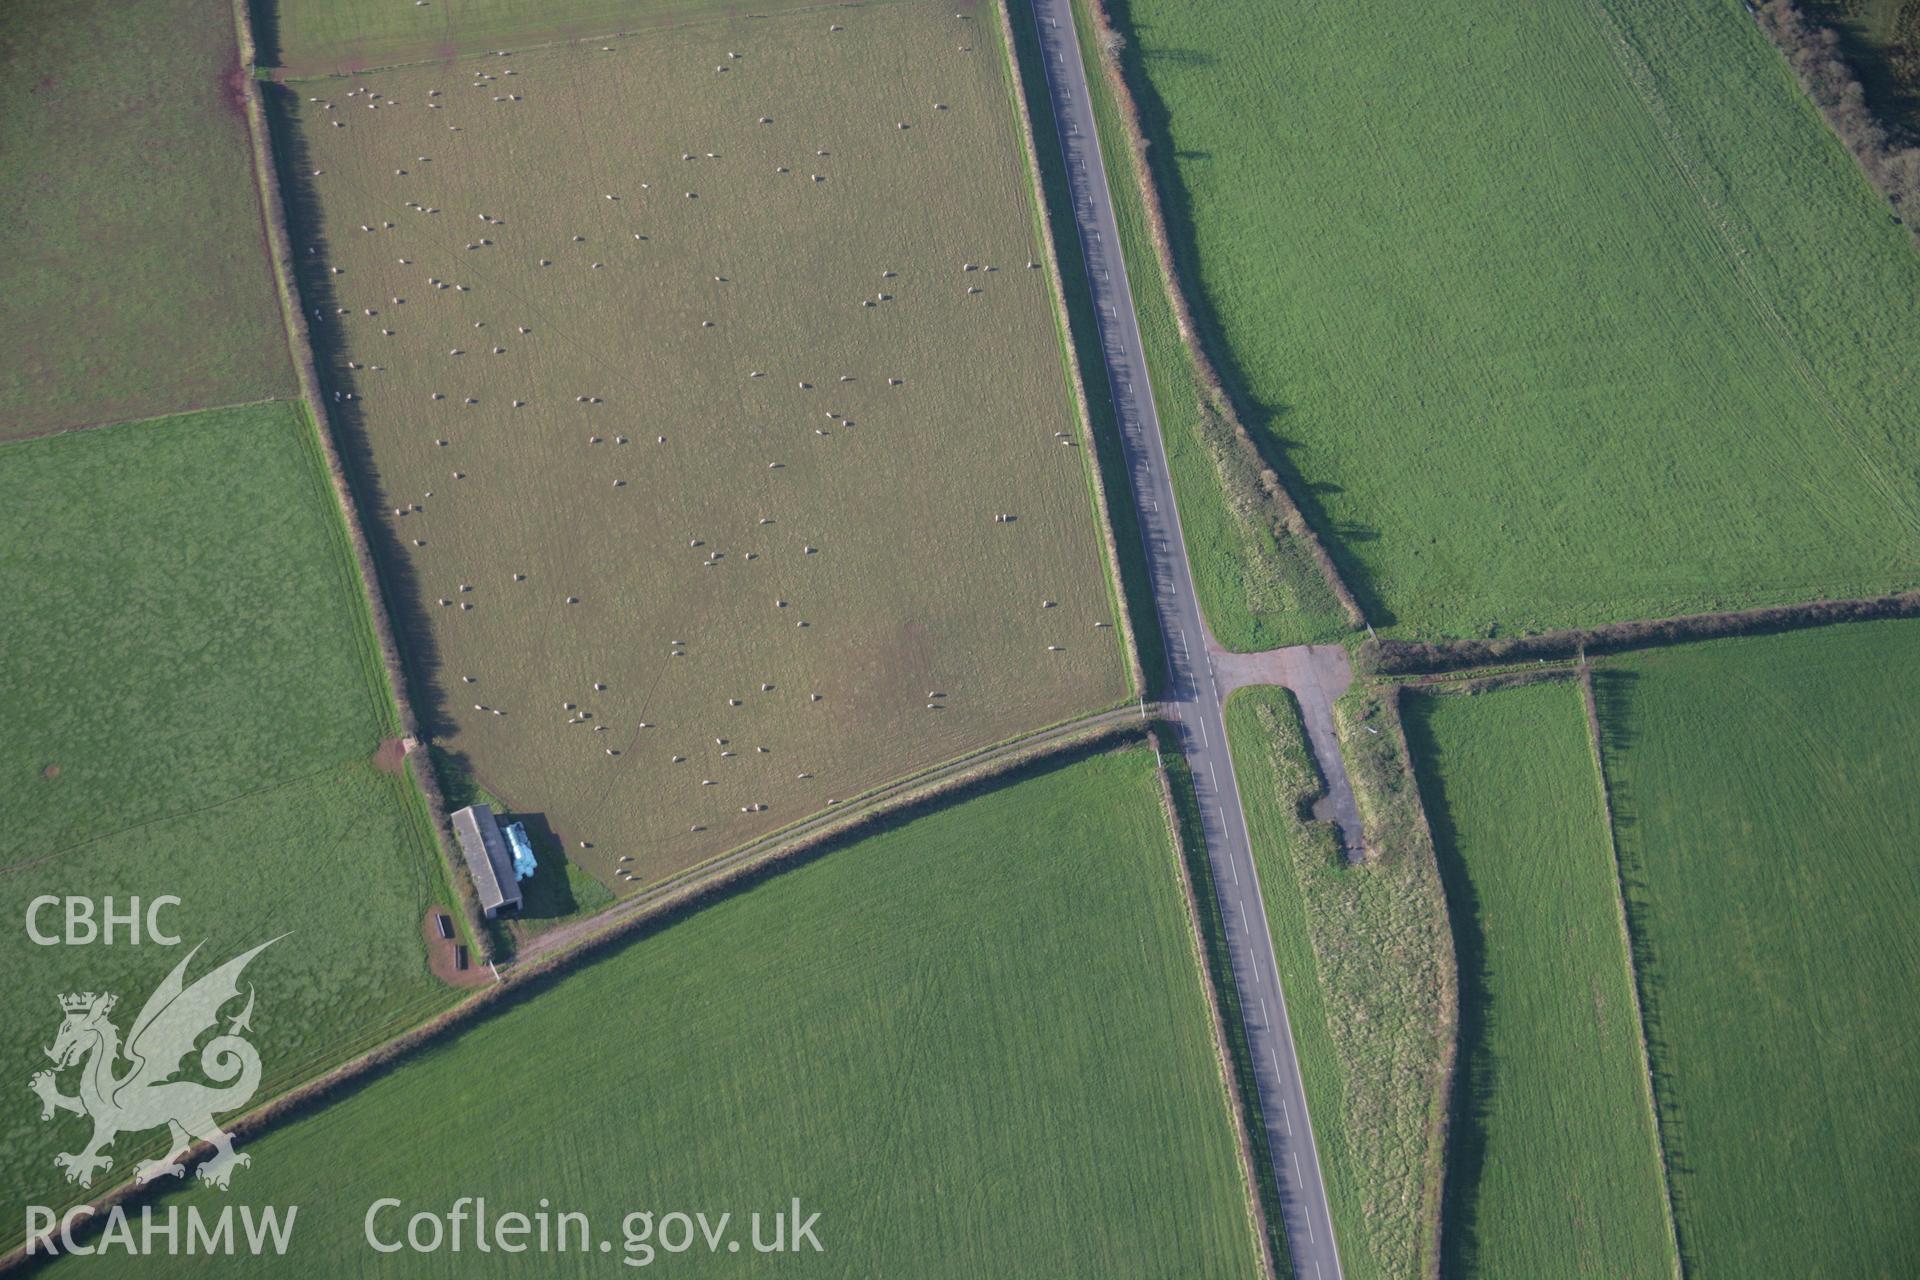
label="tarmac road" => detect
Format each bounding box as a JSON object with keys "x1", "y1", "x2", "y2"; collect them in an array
[{"x1": 1027, "y1": 3, "x2": 1346, "y2": 1275}]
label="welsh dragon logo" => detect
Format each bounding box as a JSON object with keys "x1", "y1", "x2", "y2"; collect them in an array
[{"x1": 29, "y1": 939, "x2": 279, "y2": 1191}]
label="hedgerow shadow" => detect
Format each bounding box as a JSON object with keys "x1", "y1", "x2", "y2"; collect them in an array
[
  {"x1": 1399, "y1": 692, "x2": 1493, "y2": 1275},
  {"x1": 246, "y1": 0, "x2": 281, "y2": 69},
  {"x1": 1101, "y1": 0, "x2": 1396, "y2": 626},
  {"x1": 1005, "y1": 0, "x2": 1169, "y2": 700},
  {"x1": 263, "y1": 82, "x2": 455, "y2": 743},
  {"x1": 1590, "y1": 664, "x2": 1698, "y2": 1274},
  {"x1": 11, "y1": 734, "x2": 1144, "y2": 1272}
]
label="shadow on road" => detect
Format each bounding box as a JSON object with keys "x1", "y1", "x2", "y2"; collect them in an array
[
  {"x1": 264, "y1": 83, "x2": 455, "y2": 742},
  {"x1": 1101, "y1": 0, "x2": 1396, "y2": 628}
]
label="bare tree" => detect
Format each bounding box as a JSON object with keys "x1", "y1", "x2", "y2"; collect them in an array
[{"x1": 1759, "y1": 0, "x2": 1920, "y2": 236}]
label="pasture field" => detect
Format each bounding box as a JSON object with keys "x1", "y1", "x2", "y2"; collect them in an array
[
  {"x1": 1097, "y1": 0, "x2": 1920, "y2": 638},
  {"x1": 1595, "y1": 619, "x2": 1920, "y2": 1276},
  {"x1": 1015, "y1": 0, "x2": 1349, "y2": 653},
  {"x1": 0, "y1": 404, "x2": 456, "y2": 1240},
  {"x1": 263, "y1": 0, "x2": 858, "y2": 79},
  {"x1": 53, "y1": 749, "x2": 1264, "y2": 1279},
  {"x1": 1403, "y1": 681, "x2": 1676, "y2": 1278},
  {"x1": 1224, "y1": 687, "x2": 1450, "y2": 1280},
  {"x1": 280, "y1": 2, "x2": 1129, "y2": 891},
  {"x1": 0, "y1": 0, "x2": 292, "y2": 438}
]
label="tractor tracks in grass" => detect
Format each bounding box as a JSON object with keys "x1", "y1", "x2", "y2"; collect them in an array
[{"x1": 1580, "y1": 0, "x2": 1920, "y2": 539}]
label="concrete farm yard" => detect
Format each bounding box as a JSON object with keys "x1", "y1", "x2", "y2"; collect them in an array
[{"x1": 283, "y1": 4, "x2": 1129, "y2": 890}]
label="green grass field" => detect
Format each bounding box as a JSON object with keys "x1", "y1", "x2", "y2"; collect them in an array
[
  {"x1": 0, "y1": 404, "x2": 455, "y2": 1235},
  {"x1": 0, "y1": 0, "x2": 292, "y2": 438},
  {"x1": 431, "y1": 744, "x2": 613, "y2": 941},
  {"x1": 1224, "y1": 687, "x2": 1450, "y2": 1280},
  {"x1": 50, "y1": 749, "x2": 1263, "y2": 1278},
  {"x1": 279, "y1": 2, "x2": 1129, "y2": 890},
  {"x1": 1405, "y1": 680, "x2": 1676, "y2": 1277},
  {"x1": 1595, "y1": 620, "x2": 1920, "y2": 1276},
  {"x1": 1098, "y1": 0, "x2": 1920, "y2": 639},
  {"x1": 1020, "y1": 0, "x2": 1351, "y2": 654}
]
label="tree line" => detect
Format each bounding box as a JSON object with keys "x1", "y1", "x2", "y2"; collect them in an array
[{"x1": 1759, "y1": 0, "x2": 1920, "y2": 237}]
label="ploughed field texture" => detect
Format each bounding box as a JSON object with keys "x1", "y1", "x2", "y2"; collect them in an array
[
  {"x1": 55, "y1": 750, "x2": 1262, "y2": 1279},
  {"x1": 1594, "y1": 620, "x2": 1920, "y2": 1277},
  {"x1": 1404, "y1": 682, "x2": 1675, "y2": 1278},
  {"x1": 282, "y1": 3, "x2": 1127, "y2": 891},
  {"x1": 1105, "y1": 0, "x2": 1920, "y2": 638},
  {"x1": 0, "y1": 0, "x2": 293, "y2": 438},
  {"x1": 0, "y1": 406, "x2": 453, "y2": 1243}
]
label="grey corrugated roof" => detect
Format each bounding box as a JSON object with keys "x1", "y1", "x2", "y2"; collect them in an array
[{"x1": 451, "y1": 803, "x2": 523, "y2": 917}]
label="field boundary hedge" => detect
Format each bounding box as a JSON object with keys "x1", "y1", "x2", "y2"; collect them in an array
[
  {"x1": 1578, "y1": 665, "x2": 1688, "y2": 1278},
  {"x1": 1376, "y1": 686, "x2": 1455, "y2": 1280},
  {"x1": 506, "y1": 717, "x2": 1153, "y2": 969},
  {"x1": 1148, "y1": 727, "x2": 1284, "y2": 1280},
  {"x1": 996, "y1": 0, "x2": 1147, "y2": 702},
  {"x1": 1, "y1": 723, "x2": 1158, "y2": 1271},
  {"x1": 1361, "y1": 590, "x2": 1920, "y2": 675},
  {"x1": 1398, "y1": 667, "x2": 1577, "y2": 696},
  {"x1": 1075, "y1": 0, "x2": 1367, "y2": 633},
  {"x1": 1758, "y1": 0, "x2": 1920, "y2": 237},
  {"x1": 231, "y1": 0, "x2": 491, "y2": 959},
  {"x1": 1153, "y1": 734, "x2": 1292, "y2": 1277},
  {"x1": 512, "y1": 702, "x2": 1145, "y2": 961}
]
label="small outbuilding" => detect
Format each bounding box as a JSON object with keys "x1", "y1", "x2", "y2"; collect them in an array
[
  {"x1": 451, "y1": 803, "x2": 523, "y2": 918},
  {"x1": 503, "y1": 820, "x2": 539, "y2": 880}
]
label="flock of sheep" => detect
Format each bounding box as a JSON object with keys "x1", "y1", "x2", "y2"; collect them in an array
[{"x1": 296, "y1": 10, "x2": 1103, "y2": 883}]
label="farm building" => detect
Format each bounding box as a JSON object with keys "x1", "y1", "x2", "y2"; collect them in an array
[{"x1": 451, "y1": 803, "x2": 523, "y2": 918}]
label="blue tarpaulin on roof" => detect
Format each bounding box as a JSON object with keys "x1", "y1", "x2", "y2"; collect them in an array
[{"x1": 503, "y1": 821, "x2": 538, "y2": 881}]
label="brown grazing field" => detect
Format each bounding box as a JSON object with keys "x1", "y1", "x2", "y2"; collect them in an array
[{"x1": 281, "y1": 3, "x2": 1129, "y2": 890}]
